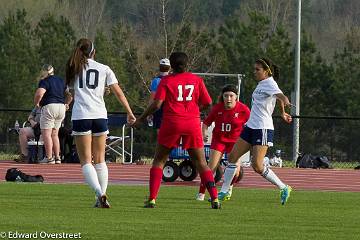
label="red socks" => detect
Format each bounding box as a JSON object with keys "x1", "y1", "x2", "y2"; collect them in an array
[
  {"x1": 198, "y1": 183, "x2": 206, "y2": 194},
  {"x1": 200, "y1": 170, "x2": 218, "y2": 200},
  {"x1": 149, "y1": 167, "x2": 163, "y2": 200}
]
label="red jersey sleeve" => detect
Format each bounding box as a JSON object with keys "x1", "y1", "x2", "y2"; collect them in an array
[
  {"x1": 203, "y1": 104, "x2": 219, "y2": 126},
  {"x1": 198, "y1": 78, "x2": 212, "y2": 106}
]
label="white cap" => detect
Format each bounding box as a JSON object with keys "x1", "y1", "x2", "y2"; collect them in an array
[{"x1": 159, "y1": 58, "x2": 170, "y2": 66}]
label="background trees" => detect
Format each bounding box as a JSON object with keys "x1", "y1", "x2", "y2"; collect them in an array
[{"x1": 0, "y1": 1, "x2": 359, "y2": 161}]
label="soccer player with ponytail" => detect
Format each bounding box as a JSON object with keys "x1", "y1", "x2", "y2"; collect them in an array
[
  {"x1": 65, "y1": 38, "x2": 136, "y2": 208},
  {"x1": 218, "y1": 57, "x2": 293, "y2": 205}
]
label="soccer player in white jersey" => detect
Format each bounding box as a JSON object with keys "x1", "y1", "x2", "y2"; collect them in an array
[
  {"x1": 218, "y1": 57, "x2": 293, "y2": 205},
  {"x1": 65, "y1": 38, "x2": 136, "y2": 208}
]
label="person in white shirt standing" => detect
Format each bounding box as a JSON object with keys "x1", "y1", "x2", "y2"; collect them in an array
[
  {"x1": 65, "y1": 38, "x2": 136, "y2": 208},
  {"x1": 218, "y1": 57, "x2": 293, "y2": 205}
]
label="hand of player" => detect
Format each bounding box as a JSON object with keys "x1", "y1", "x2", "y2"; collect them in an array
[
  {"x1": 127, "y1": 113, "x2": 136, "y2": 125},
  {"x1": 281, "y1": 112, "x2": 292, "y2": 124}
]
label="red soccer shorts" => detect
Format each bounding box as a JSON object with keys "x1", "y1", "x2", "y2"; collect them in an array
[
  {"x1": 210, "y1": 140, "x2": 235, "y2": 154},
  {"x1": 158, "y1": 117, "x2": 204, "y2": 149}
]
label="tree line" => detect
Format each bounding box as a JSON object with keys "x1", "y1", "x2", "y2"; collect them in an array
[{"x1": 0, "y1": 7, "x2": 359, "y2": 161}]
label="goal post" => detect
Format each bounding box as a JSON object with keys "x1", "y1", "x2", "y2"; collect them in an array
[{"x1": 193, "y1": 73, "x2": 245, "y2": 100}]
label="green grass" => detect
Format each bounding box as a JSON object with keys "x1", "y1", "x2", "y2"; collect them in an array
[
  {"x1": 0, "y1": 183, "x2": 359, "y2": 240},
  {"x1": 0, "y1": 152, "x2": 17, "y2": 161}
]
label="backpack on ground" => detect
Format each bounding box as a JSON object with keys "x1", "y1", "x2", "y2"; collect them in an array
[
  {"x1": 296, "y1": 154, "x2": 331, "y2": 169},
  {"x1": 5, "y1": 168, "x2": 44, "y2": 182}
]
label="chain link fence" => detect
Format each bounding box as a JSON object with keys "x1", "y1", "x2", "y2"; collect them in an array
[{"x1": 0, "y1": 109, "x2": 359, "y2": 168}]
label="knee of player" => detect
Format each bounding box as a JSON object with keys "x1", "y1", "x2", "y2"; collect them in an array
[
  {"x1": 252, "y1": 164, "x2": 263, "y2": 174},
  {"x1": 228, "y1": 152, "x2": 239, "y2": 164}
]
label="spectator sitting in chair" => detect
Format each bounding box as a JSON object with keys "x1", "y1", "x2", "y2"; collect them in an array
[{"x1": 14, "y1": 107, "x2": 42, "y2": 163}]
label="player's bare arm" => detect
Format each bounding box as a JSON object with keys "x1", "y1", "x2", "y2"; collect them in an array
[
  {"x1": 64, "y1": 88, "x2": 73, "y2": 111},
  {"x1": 133, "y1": 99, "x2": 163, "y2": 128},
  {"x1": 275, "y1": 93, "x2": 291, "y2": 107},
  {"x1": 34, "y1": 87, "x2": 46, "y2": 107},
  {"x1": 276, "y1": 93, "x2": 292, "y2": 124},
  {"x1": 109, "y1": 83, "x2": 136, "y2": 124}
]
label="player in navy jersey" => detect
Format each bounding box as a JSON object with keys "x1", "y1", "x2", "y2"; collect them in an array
[
  {"x1": 65, "y1": 38, "x2": 136, "y2": 208},
  {"x1": 196, "y1": 84, "x2": 250, "y2": 201},
  {"x1": 218, "y1": 58, "x2": 293, "y2": 205}
]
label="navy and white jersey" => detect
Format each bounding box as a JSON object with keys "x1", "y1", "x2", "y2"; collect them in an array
[
  {"x1": 71, "y1": 59, "x2": 118, "y2": 120},
  {"x1": 246, "y1": 76, "x2": 282, "y2": 130}
]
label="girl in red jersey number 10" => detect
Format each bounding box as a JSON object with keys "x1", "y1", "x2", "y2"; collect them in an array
[{"x1": 196, "y1": 84, "x2": 250, "y2": 201}]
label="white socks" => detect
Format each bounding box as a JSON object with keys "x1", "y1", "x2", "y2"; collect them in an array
[
  {"x1": 220, "y1": 163, "x2": 237, "y2": 193},
  {"x1": 94, "y1": 162, "x2": 109, "y2": 195},
  {"x1": 82, "y1": 163, "x2": 103, "y2": 197},
  {"x1": 261, "y1": 167, "x2": 286, "y2": 189}
]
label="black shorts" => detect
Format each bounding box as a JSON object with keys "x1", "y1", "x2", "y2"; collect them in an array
[
  {"x1": 72, "y1": 119, "x2": 108, "y2": 136},
  {"x1": 240, "y1": 125, "x2": 274, "y2": 146},
  {"x1": 153, "y1": 108, "x2": 163, "y2": 129}
]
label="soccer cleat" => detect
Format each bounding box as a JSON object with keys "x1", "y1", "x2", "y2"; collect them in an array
[
  {"x1": 280, "y1": 185, "x2": 292, "y2": 205},
  {"x1": 144, "y1": 199, "x2": 156, "y2": 208},
  {"x1": 97, "y1": 195, "x2": 111, "y2": 208},
  {"x1": 218, "y1": 191, "x2": 231, "y2": 201},
  {"x1": 211, "y1": 198, "x2": 221, "y2": 209},
  {"x1": 94, "y1": 198, "x2": 100, "y2": 208},
  {"x1": 196, "y1": 193, "x2": 205, "y2": 201},
  {"x1": 228, "y1": 185, "x2": 233, "y2": 198},
  {"x1": 38, "y1": 157, "x2": 53, "y2": 164},
  {"x1": 48, "y1": 158, "x2": 55, "y2": 164}
]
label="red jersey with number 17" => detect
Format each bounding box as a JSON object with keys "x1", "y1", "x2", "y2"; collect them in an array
[{"x1": 154, "y1": 72, "x2": 212, "y2": 120}]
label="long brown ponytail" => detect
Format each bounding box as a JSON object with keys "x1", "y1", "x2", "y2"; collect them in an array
[{"x1": 66, "y1": 38, "x2": 94, "y2": 85}]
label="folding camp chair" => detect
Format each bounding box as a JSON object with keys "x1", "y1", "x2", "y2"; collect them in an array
[{"x1": 105, "y1": 115, "x2": 134, "y2": 164}]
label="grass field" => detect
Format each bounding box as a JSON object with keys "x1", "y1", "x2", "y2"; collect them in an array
[{"x1": 0, "y1": 183, "x2": 359, "y2": 240}]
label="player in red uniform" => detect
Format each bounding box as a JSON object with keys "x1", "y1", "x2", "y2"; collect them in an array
[
  {"x1": 196, "y1": 85, "x2": 250, "y2": 201},
  {"x1": 133, "y1": 52, "x2": 220, "y2": 209}
]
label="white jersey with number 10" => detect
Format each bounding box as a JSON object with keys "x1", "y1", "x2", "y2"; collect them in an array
[{"x1": 71, "y1": 59, "x2": 118, "y2": 120}]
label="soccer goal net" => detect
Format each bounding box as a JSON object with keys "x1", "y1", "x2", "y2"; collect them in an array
[{"x1": 193, "y1": 73, "x2": 244, "y2": 101}]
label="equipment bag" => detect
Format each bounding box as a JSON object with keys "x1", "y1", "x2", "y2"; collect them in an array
[{"x1": 5, "y1": 168, "x2": 44, "y2": 182}]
